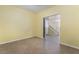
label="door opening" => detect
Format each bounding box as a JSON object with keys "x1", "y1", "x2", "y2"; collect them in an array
[
  {"x1": 43, "y1": 14, "x2": 60, "y2": 39},
  {"x1": 43, "y1": 14, "x2": 60, "y2": 52}
]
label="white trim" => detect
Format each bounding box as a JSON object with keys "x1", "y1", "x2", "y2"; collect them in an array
[
  {"x1": 61, "y1": 42, "x2": 79, "y2": 50},
  {"x1": 0, "y1": 36, "x2": 34, "y2": 45}
]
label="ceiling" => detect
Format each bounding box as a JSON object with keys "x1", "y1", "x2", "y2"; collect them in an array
[{"x1": 19, "y1": 5, "x2": 52, "y2": 12}]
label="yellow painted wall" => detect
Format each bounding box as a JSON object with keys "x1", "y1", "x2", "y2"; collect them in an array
[
  {"x1": 0, "y1": 6, "x2": 36, "y2": 43},
  {"x1": 37, "y1": 6, "x2": 79, "y2": 48}
]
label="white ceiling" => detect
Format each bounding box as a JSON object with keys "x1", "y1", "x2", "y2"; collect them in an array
[{"x1": 19, "y1": 5, "x2": 52, "y2": 12}]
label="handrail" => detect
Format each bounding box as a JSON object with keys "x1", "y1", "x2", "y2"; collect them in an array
[{"x1": 49, "y1": 25, "x2": 59, "y2": 34}]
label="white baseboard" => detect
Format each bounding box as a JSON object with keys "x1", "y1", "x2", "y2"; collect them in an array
[
  {"x1": 0, "y1": 36, "x2": 34, "y2": 45},
  {"x1": 61, "y1": 42, "x2": 79, "y2": 50}
]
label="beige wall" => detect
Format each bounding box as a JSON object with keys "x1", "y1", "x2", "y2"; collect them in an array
[
  {"x1": 37, "y1": 5, "x2": 79, "y2": 48},
  {"x1": 0, "y1": 6, "x2": 36, "y2": 43}
]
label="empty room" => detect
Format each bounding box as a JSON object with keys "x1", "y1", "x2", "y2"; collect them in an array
[{"x1": 0, "y1": 5, "x2": 79, "y2": 54}]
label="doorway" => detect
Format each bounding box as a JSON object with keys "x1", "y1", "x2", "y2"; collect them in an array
[{"x1": 43, "y1": 14, "x2": 60, "y2": 53}]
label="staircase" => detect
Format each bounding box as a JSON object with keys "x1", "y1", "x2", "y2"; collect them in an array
[{"x1": 48, "y1": 25, "x2": 59, "y2": 36}]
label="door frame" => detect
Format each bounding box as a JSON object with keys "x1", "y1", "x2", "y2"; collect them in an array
[{"x1": 43, "y1": 17, "x2": 45, "y2": 38}]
